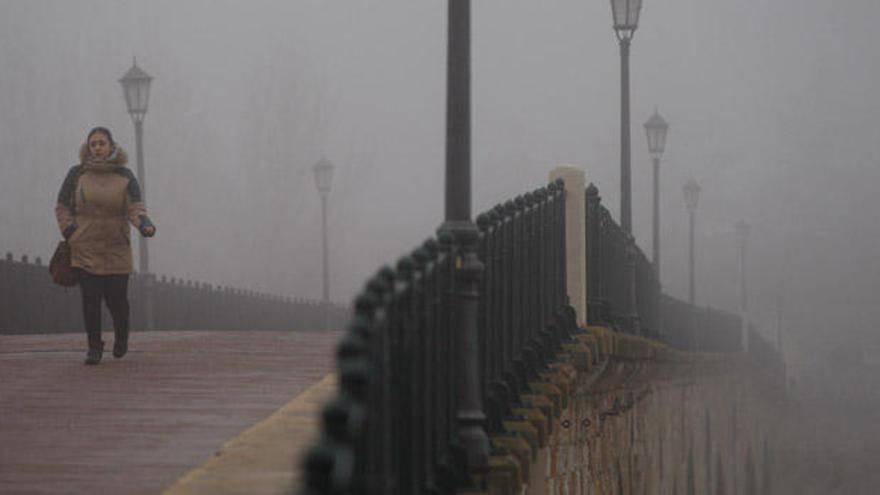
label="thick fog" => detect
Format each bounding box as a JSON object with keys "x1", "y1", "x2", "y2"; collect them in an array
[{"x1": 1, "y1": 1, "x2": 879, "y2": 489}]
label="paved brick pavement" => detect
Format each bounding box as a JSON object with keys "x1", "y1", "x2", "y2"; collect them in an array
[
  {"x1": 0, "y1": 330, "x2": 342, "y2": 495},
  {"x1": 165, "y1": 373, "x2": 337, "y2": 495}
]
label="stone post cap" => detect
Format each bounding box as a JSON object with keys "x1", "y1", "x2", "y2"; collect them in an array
[{"x1": 549, "y1": 165, "x2": 586, "y2": 186}]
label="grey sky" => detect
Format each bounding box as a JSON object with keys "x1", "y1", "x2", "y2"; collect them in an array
[{"x1": 1, "y1": 1, "x2": 879, "y2": 373}]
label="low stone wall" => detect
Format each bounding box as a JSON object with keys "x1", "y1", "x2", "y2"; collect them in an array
[
  {"x1": 486, "y1": 326, "x2": 784, "y2": 495},
  {"x1": 0, "y1": 252, "x2": 349, "y2": 334}
]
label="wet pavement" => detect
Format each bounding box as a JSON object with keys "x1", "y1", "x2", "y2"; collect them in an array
[{"x1": 0, "y1": 330, "x2": 341, "y2": 495}]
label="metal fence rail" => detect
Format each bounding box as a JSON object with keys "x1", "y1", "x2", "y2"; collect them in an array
[
  {"x1": 476, "y1": 183, "x2": 576, "y2": 438},
  {"x1": 586, "y1": 182, "x2": 660, "y2": 335},
  {"x1": 301, "y1": 179, "x2": 577, "y2": 494},
  {"x1": 584, "y1": 182, "x2": 783, "y2": 363},
  {"x1": 660, "y1": 293, "x2": 742, "y2": 352}
]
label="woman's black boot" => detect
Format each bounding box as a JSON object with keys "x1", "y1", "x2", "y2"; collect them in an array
[
  {"x1": 113, "y1": 333, "x2": 128, "y2": 359},
  {"x1": 84, "y1": 341, "x2": 104, "y2": 365}
]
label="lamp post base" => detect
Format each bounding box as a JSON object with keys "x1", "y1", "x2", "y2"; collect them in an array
[{"x1": 437, "y1": 220, "x2": 489, "y2": 483}]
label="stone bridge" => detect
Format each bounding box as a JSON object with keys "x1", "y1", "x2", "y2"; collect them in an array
[
  {"x1": 298, "y1": 170, "x2": 786, "y2": 495},
  {"x1": 1, "y1": 169, "x2": 785, "y2": 495},
  {"x1": 1, "y1": 6, "x2": 787, "y2": 488}
]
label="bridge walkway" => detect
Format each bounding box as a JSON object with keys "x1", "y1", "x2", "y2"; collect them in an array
[{"x1": 0, "y1": 330, "x2": 341, "y2": 495}]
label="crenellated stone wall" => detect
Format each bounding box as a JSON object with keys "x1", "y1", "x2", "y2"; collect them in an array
[{"x1": 486, "y1": 327, "x2": 784, "y2": 495}]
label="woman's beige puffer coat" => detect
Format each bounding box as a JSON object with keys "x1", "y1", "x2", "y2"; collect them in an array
[{"x1": 55, "y1": 144, "x2": 154, "y2": 275}]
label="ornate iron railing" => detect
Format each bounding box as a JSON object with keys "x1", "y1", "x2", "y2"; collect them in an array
[
  {"x1": 660, "y1": 294, "x2": 741, "y2": 352},
  {"x1": 302, "y1": 178, "x2": 785, "y2": 494},
  {"x1": 585, "y1": 181, "x2": 781, "y2": 359},
  {"x1": 301, "y1": 179, "x2": 577, "y2": 494},
  {"x1": 585, "y1": 182, "x2": 660, "y2": 336}
]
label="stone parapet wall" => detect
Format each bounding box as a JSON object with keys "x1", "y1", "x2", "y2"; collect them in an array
[
  {"x1": 486, "y1": 326, "x2": 784, "y2": 495},
  {"x1": 0, "y1": 252, "x2": 348, "y2": 333}
]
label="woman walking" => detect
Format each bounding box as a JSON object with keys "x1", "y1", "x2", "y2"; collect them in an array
[{"x1": 55, "y1": 127, "x2": 155, "y2": 365}]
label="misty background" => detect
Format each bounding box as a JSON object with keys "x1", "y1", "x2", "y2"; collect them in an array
[{"x1": 1, "y1": 3, "x2": 879, "y2": 484}]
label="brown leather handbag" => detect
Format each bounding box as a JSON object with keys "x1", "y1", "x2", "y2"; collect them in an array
[{"x1": 49, "y1": 240, "x2": 79, "y2": 287}]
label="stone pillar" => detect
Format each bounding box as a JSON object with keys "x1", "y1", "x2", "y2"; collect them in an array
[{"x1": 549, "y1": 165, "x2": 586, "y2": 325}]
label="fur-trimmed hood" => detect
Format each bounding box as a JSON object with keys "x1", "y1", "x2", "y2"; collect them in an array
[{"x1": 79, "y1": 143, "x2": 129, "y2": 169}]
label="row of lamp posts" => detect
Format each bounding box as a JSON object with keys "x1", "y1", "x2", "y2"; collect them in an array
[
  {"x1": 117, "y1": 3, "x2": 753, "y2": 486},
  {"x1": 646, "y1": 127, "x2": 751, "y2": 350},
  {"x1": 437, "y1": 0, "x2": 756, "y2": 479},
  {"x1": 611, "y1": 0, "x2": 750, "y2": 349},
  {"x1": 642, "y1": 100, "x2": 751, "y2": 350},
  {"x1": 118, "y1": 60, "x2": 337, "y2": 332}
]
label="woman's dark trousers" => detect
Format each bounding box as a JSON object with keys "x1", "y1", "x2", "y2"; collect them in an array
[{"x1": 78, "y1": 272, "x2": 130, "y2": 350}]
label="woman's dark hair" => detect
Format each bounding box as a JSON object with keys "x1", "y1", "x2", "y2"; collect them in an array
[{"x1": 86, "y1": 126, "x2": 115, "y2": 146}]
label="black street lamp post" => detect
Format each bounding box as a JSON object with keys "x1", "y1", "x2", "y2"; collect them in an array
[
  {"x1": 609, "y1": 0, "x2": 643, "y2": 234},
  {"x1": 644, "y1": 109, "x2": 668, "y2": 278},
  {"x1": 312, "y1": 158, "x2": 334, "y2": 331},
  {"x1": 644, "y1": 109, "x2": 668, "y2": 335},
  {"x1": 120, "y1": 59, "x2": 153, "y2": 330},
  {"x1": 683, "y1": 177, "x2": 700, "y2": 305},
  {"x1": 119, "y1": 59, "x2": 152, "y2": 273},
  {"x1": 735, "y1": 220, "x2": 750, "y2": 351},
  {"x1": 440, "y1": 0, "x2": 489, "y2": 484},
  {"x1": 683, "y1": 177, "x2": 700, "y2": 348}
]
